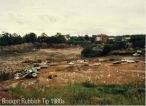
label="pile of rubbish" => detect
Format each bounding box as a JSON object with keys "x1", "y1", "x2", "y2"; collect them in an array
[
  {"x1": 68, "y1": 59, "x2": 88, "y2": 65},
  {"x1": 112, "y1": 59, "x2": 136, "y2": 64},
  {"x1": 14, "y1": 67, "x2": 39, "y2": 79},
  {"x1": 14, "y1": 61, "x2": 48, "y2": 80},
  {"x1": 133, "y1": 50, "x2": 142, "y2": 56}
]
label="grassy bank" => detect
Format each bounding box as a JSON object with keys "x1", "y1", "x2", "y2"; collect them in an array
[{"x1": 8, "y1": 80, "x2": 145, "y2": 105}]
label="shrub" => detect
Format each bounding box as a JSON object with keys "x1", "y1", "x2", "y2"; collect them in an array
[
  {"x1": 81, "y1": 47, "x2": 102, "y2": 58},
  {"x1": 81, "y1": 44, "x2": 112, "y2": 58}
]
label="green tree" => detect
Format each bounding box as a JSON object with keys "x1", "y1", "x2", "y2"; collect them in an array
[
  {"x1": 11, "y1": 33, "x2": 23, "y2": 44},
  {"x1": 0, "y1": 32, "x2": 11, "y2": 46},
  {"x1": 37, "y1": 33, "x2": 48, "y2": 43},
  {"x1": 23, "y1": 32, "x2": 37, "y2": 43},
  {"x1": 81, "y1": 44, "x2": 112, "y2": 58},
  {"x1": 130, "y1": 34, "x2": 145, "y2": 48},
  {"x1": 84, "y1": 35, "x2": 90, "y2": 41},
  {"x1": 55, "y1": 32, "x2": 66, "y2": 43},
  {"x1": 47, "y1": 33, "x2": 66, "y2": 44}
]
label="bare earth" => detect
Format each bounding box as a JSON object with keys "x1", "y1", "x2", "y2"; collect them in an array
[{"x1": 0, "y1": 48, "x2": 145, "y2": 93}]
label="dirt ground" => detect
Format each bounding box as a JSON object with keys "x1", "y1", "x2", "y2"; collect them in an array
[{"x1": 0, "y1": 48, "x2": 145, "y2": 97}]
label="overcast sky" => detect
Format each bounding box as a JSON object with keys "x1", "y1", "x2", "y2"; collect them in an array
[{"x1": 0, "y1": 0, "x2": 145, "y2": 36}]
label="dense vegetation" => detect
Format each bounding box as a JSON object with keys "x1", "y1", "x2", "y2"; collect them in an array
[
  {"x1": 8, "y1": 80, "x2": 145, "y2": 105},
  {"x1": 81, "y1": 44, "x2": 112, "y2": 57},
  {"x1": 0, "y1": 32, "x2": 67, "y2": 46},
  {"x1": 0, "y1": 32, "x2": 145, "y2": 57},
  {"x1": 0, "y1": 32, "x2": 145, "y2": 47},
  {"x1": 81, "y1": 35, "x2": 145, "y2": 57}
]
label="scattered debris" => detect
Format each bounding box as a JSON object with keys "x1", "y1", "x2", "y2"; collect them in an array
[
  {"x1": 77, "y1": 60, "x2": 84, "y2": 63},
  {"x1": 31, "y1": 73, "x2": 37, "y2": 78},
  {"x1": 0, "y1": 48, "x2": 144, "y2": 92},
  {"x1": 39, "y1": 62, "x2": 48, "y2": 68},
  {"x1": 113, "y1": 59, "x2": 135, "y2": 64},
  {"x1": 68, "y1": 62, "x2": 75, "y2": 65},
  {"x1": 35, "y1": 67, "x2": 41, "y2": 70},
  {"x1": 48, "y1": 74, "x2": 57, "y2": 79},
  {"x1": 14, "y1": 73, "x2": 22, "y2": 80},
  {"x1": 121, "y1": 59, "x2": 127, "y2": 62},
  {"x1": 14, "y1": 67, "x2": 39, "y2": 80},
  {"x1": 133, "y1": 53, "x2": 141, "y2": 56},
  {"x1": 137, "y1": 50, "x2": 142, "y2": 54},
  {"x1": 112, "y1": 61, "x2": 122, "y2": 64},
  {"x1": 126, "y1": 60, "x2": 135, "y2": 63},
  {"x1": 98, "y1": 58, "x2": 107, "y2": 62},
  {"x1": 93, "y1": 62, "x2": 101, "y2": 66},
  {"x1": 133, "y1": 50, "x2": 142, "y2": 56}
]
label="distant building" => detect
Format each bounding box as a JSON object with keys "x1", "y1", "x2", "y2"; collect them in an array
[
  {"x1": 95, "y1": 34, "x2": 108, "y2": 43},
  {"x1": 109, "y1": 37, "x2": 115, "y2": 41},
  {"x1": 122, "y1": 36, "x2": 131, "y2": 41}
]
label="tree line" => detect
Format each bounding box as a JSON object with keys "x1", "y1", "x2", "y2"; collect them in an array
[
  {"x1": 0, "y1": 32, "x2": 145, "y2": 49},
  {"x1": 0, "y1": 32, "x2": 67, "y2": 46}
]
